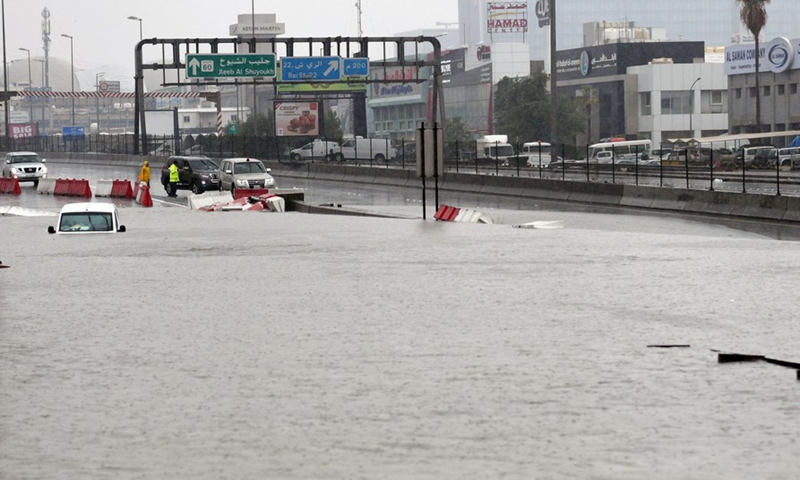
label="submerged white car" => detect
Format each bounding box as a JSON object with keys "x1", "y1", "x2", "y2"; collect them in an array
[
  {"x1": 48, "y1": 202, "x2": 127, "y2": 234},
  {"x1": 2, "y1": 151, "x2": 47, "y2": 186}
]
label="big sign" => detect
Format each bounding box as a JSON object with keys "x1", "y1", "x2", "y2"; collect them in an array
[{"x1": 10, "y1": 123, "x2": 37, "y2": 139}]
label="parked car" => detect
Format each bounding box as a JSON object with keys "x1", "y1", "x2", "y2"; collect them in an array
[
  {"x1": 160, "y1": 156, "x2": 221, "y2": 195},
  {"x1": 2, "y1": 151, "x2": 47, "y2": 187},
  {"x1": 47, "y1": 202, "x2": 126, "y2": 234},
  {"x1": 776, "y1": 147, "x2": 800, "y2": 169},
  {"x1": 734, "y1": 145, "x2": 774, "y2": 169},
  {"x1": 218, "y1": 157, "x2": 276, "y2": 197}
]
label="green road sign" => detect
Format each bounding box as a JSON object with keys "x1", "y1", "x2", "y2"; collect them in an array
[
  {"x1": 228, "y1": 123, "x2": 238, "y2": 134},
  {"x1": 186, "y1": 54, "x2": 276, "y2": 79}
]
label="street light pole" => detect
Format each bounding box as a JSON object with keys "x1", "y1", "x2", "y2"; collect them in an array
[
  {"x1": 34, "y1": 59, "x2": 45, "y2": 132},
  {"x1": 19, "y1": 47, "x2": 32, "y2": 123},
  {"x1": 689, "y1": 77, "x2": 701, "y2": 138},
  {"x1": 1, "y1": 0, "x2": 10, "y2": 145},
  {"x1": 95, "y1": 72, "x2": 104, "y2": 133},
  {"x1": 61, "y1": 34, "x2": 75, "y2": 125},
  {"x1": 127, "y1": 16, "x2": 143, "y2": 41}
]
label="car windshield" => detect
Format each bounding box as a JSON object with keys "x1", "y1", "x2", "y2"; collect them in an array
[
  {"x1": 59, "y1": 212, "x2": 113, "y2": 232},
  {"x1": 188, "y1": 159, "x2": 218, "y2": 171},
  {"x1": 9, "y1": 154, "x2": 40, "y2": 164},
  {"x1": 233, "y1": 161, "x2": 266, "y2": 174}
]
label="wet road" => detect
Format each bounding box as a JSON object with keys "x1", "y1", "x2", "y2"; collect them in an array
[{"x1": 2, "y1": 200, "x2": 800, "y2": 479}]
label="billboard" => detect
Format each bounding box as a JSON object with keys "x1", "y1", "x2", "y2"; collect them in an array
[
  {"x1": 10, "y1": 123, "x2": 37, "y2": 139},
  {"x1": 725, "y1": 37, "x2": 799, "y2": 75},
  {"x1": 487, "y1": 2, "x2": 528, "y2": 34},
  {"x1": 274, "y1": 101, "x2": 319, "y2": 137}
]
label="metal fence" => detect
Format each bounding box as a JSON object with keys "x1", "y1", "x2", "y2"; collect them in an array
[{"x1": 7, "y1": 134, "x2": 799, "y2": 196}]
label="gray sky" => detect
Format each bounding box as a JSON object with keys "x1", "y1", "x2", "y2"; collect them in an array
[{"x1": 5, "y1": 0, "x2": 458, "y2": 77}]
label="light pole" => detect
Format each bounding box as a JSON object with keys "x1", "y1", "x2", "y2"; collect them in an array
[
  {"x1": 61, "y1": 34, "x2": 75, "y2": 125},
  {"x1": 2, "y1": 0, "x2": 9, "y2": 144},
  {"x1": 689, "y1": 77, "x2": 701, "y2": 138},
  {"x1": 127, "y1": 16, "x2": 143, "y2": 41},
  {"x1": 95, "y1": 72, "x2": 105, "y2": 133},
  {"x1": 34, "y1": 59, "x2": 45, "y2": 132},
  {"x1": 19, "y1": 48, "x2": 32, "y2": 123}
]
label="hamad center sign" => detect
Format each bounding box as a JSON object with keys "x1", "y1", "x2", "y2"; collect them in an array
[{"x1": 487, "y1": 2, "x2": 528, "y2": 34}]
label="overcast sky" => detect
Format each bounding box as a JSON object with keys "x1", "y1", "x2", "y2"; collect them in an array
[{"x1": 5, "y1": 0, "x2": 458, "y2": 75}]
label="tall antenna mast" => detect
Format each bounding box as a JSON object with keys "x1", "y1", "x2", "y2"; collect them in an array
[
  {"x1": 41, "y1": 8, "x2": 50, "y2": 88},
  {"x1": 356, "y1": 0, "x2": 362, "y2": 37}
]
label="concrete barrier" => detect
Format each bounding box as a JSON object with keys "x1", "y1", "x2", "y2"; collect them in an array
[
  {"x1": 520, "y1": 178, "x2": 572, "y2": 202},
  {"x1": 620, "y1": 185, "x2": 656, "y2": 209},
  {"x1": 730, "y1": 193, "x2": 788, "y2": 221},
  {"x1": 568, "y1": 182, "x2": 624, "y2": 205},
  {"x1": 343, "y1": 166, "x2": 377, "y2": 184},
  {"x1": 309, "y1": 164, "x2": 346, "y2": 182},
  {"x1": 684, "y1": 190, "x2": 737, "y2": 217},
  {"x1": 480, "y1": 175, "x2": 530, "y2": 198},
  {"x1": 781, "y1": 196, "x2": 800, "y2": 222},
  {"x1": 372, "y1": 168, "x2": 415, "y2": 188},
  {"x1": 648, "y1": 188, "x2": 692, "y2": 212}
]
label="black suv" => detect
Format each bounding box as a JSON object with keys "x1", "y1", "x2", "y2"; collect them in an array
[{"x1": 161, "y1": 156, "x2": 221, "y2": 195}]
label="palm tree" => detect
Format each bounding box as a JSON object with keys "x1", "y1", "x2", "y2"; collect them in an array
[{"x1": 736, "y1": 0, "x2": 770, "y2": 131}]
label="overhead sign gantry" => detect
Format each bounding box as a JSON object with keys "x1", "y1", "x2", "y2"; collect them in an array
[{"x1": 132, "y1": 36, "x2": 444, "y2": 155}]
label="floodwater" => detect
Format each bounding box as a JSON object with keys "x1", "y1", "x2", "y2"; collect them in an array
[{"x1": 2, "y1": 200, "x2": 800, "y2": 479}]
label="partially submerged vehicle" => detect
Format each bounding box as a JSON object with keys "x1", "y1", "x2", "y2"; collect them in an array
[{"x1": 48, "y1": 202, "x2": 126, "y2": 234}]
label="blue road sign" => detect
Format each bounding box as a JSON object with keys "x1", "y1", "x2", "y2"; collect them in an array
[
  {"x1": 280, "y1": 56, "x2": 342, "y2": 82},
  {"x1": 342, "y1": 58, "x2": 369, "y2": 77},
  {"x1": 62, "y1": 126, "x2": 86, "y2": 137}
]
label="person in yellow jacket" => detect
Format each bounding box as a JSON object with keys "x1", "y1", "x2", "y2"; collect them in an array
[
  {"x1": 168, "y1": 160, "x2": 179, "y2": 197},
  {"x1": 138, "y1": 161, "x2": 151, "y2": 188}
]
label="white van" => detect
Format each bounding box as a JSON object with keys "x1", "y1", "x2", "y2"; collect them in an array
[
  {"x1": 289, "y1": 140, "x2": 341, "y2": 163},
  {"x1": 48, "y1": 202, "x2": 126, "y2": 234},
  {"x1": 336, "y1": 137, "x2": 396, "y2": 163}
]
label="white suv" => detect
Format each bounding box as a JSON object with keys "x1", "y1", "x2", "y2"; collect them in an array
[
  {"x1": 2, "y1": 151, "x2": 47, "y2": 187},
  {"x1": 219, "y1": 157, "x2": 276, "y2": 196}
]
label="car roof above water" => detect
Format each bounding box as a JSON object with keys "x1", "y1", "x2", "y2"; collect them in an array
[{"x1": 59, "y1": 202, "x2": 118, "y2": 214}]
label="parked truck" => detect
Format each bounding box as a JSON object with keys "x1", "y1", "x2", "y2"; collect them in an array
[{"x1": 475, "y1": 135, "x2": 516, "y2": 165}]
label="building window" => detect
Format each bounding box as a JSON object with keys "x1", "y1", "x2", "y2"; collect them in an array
[
  {"x1": 791, "y1": 84, "x2": 797, "y2": 94},
  {"x1": 748, "y1": 87, "x2": 757, "y2": 98},
  {"x1": 183, "y1": 115, "x2": 190, "y2": 123},
  {"x1": 735, "y1": 88, "x2": 742, "y2": 99},
  {"x1": 661, "y1": 91, "x2": 691, "y2": 115},
  {"x1": 778, "y1": 85, "x2": 785, "y2": 95},
  {"x1": 763, "y1": 86, "x2": 771, "y2": 97},
  {"x1": 701, "y1": 90, "x2": 727, "y2": 114},
  {"x1": 640, "y1": 92, "x2": 651, "y2": 116}
]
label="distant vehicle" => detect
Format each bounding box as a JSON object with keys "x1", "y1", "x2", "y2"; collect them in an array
[
  {"x1": 160, "y1": 156, "x2": 221, "y2": 195},
  {"x1": 777, "y1": 147, "x2": 800, "y2": 169},
  {"x1": 183, "y1": 145, "x2": 205, "y2": 156},
  {"x1": 475, "y1": 135, "x2": 516, "y2": 165},
  {"x1": 289, "y1": 139, "x2": 341, "y2": 162},
  {"x1": 588, "y1": 139, "x2": 652, "y2": 162},
  {"x1": 520, "y1": 141, "x2": 557, "y2": 168},
  {"x1": 336, "y1": 137, "x2": 396, "y2": 163},
  {"x1": 47, "y1": 202, "x2": 126, "y2": 234},
  {"x1": 218, "y1": 157, "x2": 276, "y2": 197},
  {"x1": 734, "y1": 145, "x2": 774, "y2": 169},
  {"x1": 2, "y1": 151, "x2": 47, "y2": 187}
]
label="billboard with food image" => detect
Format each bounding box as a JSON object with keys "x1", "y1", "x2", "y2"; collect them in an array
[{"x1": 274, "y1": 101, "x2": 319, "y2": 137}]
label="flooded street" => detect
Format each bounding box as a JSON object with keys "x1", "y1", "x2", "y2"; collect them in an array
[{"x1": 2, "y1": 198, "x2": 800, "y2": 479}]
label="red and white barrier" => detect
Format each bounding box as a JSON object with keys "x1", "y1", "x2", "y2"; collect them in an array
[
  {"x1": 52, "y1": 178, "x2": 92, "y2": 198},
  {"x1": 0, "y1": 177, "x2": 21, "y2": 195},
  {"x1": 189, "y1": 191, "x2": 234, "y2": 210},
  {"x1": 434, "y1": 204, "x2": 493, "y2": 224},
  {"x1": 232, "y1": 188, "x2": 270, "y2": 200},
  {"x1": 135, "y1": 183, "x2": 153, "y2": 207},
  {"x1": 95, "y1": 179, "x2": 134, "y2": 199}
]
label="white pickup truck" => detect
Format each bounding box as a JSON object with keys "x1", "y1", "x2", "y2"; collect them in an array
[{"x1": 289, "y1": 140, "x2": 342, "y2": 163}]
